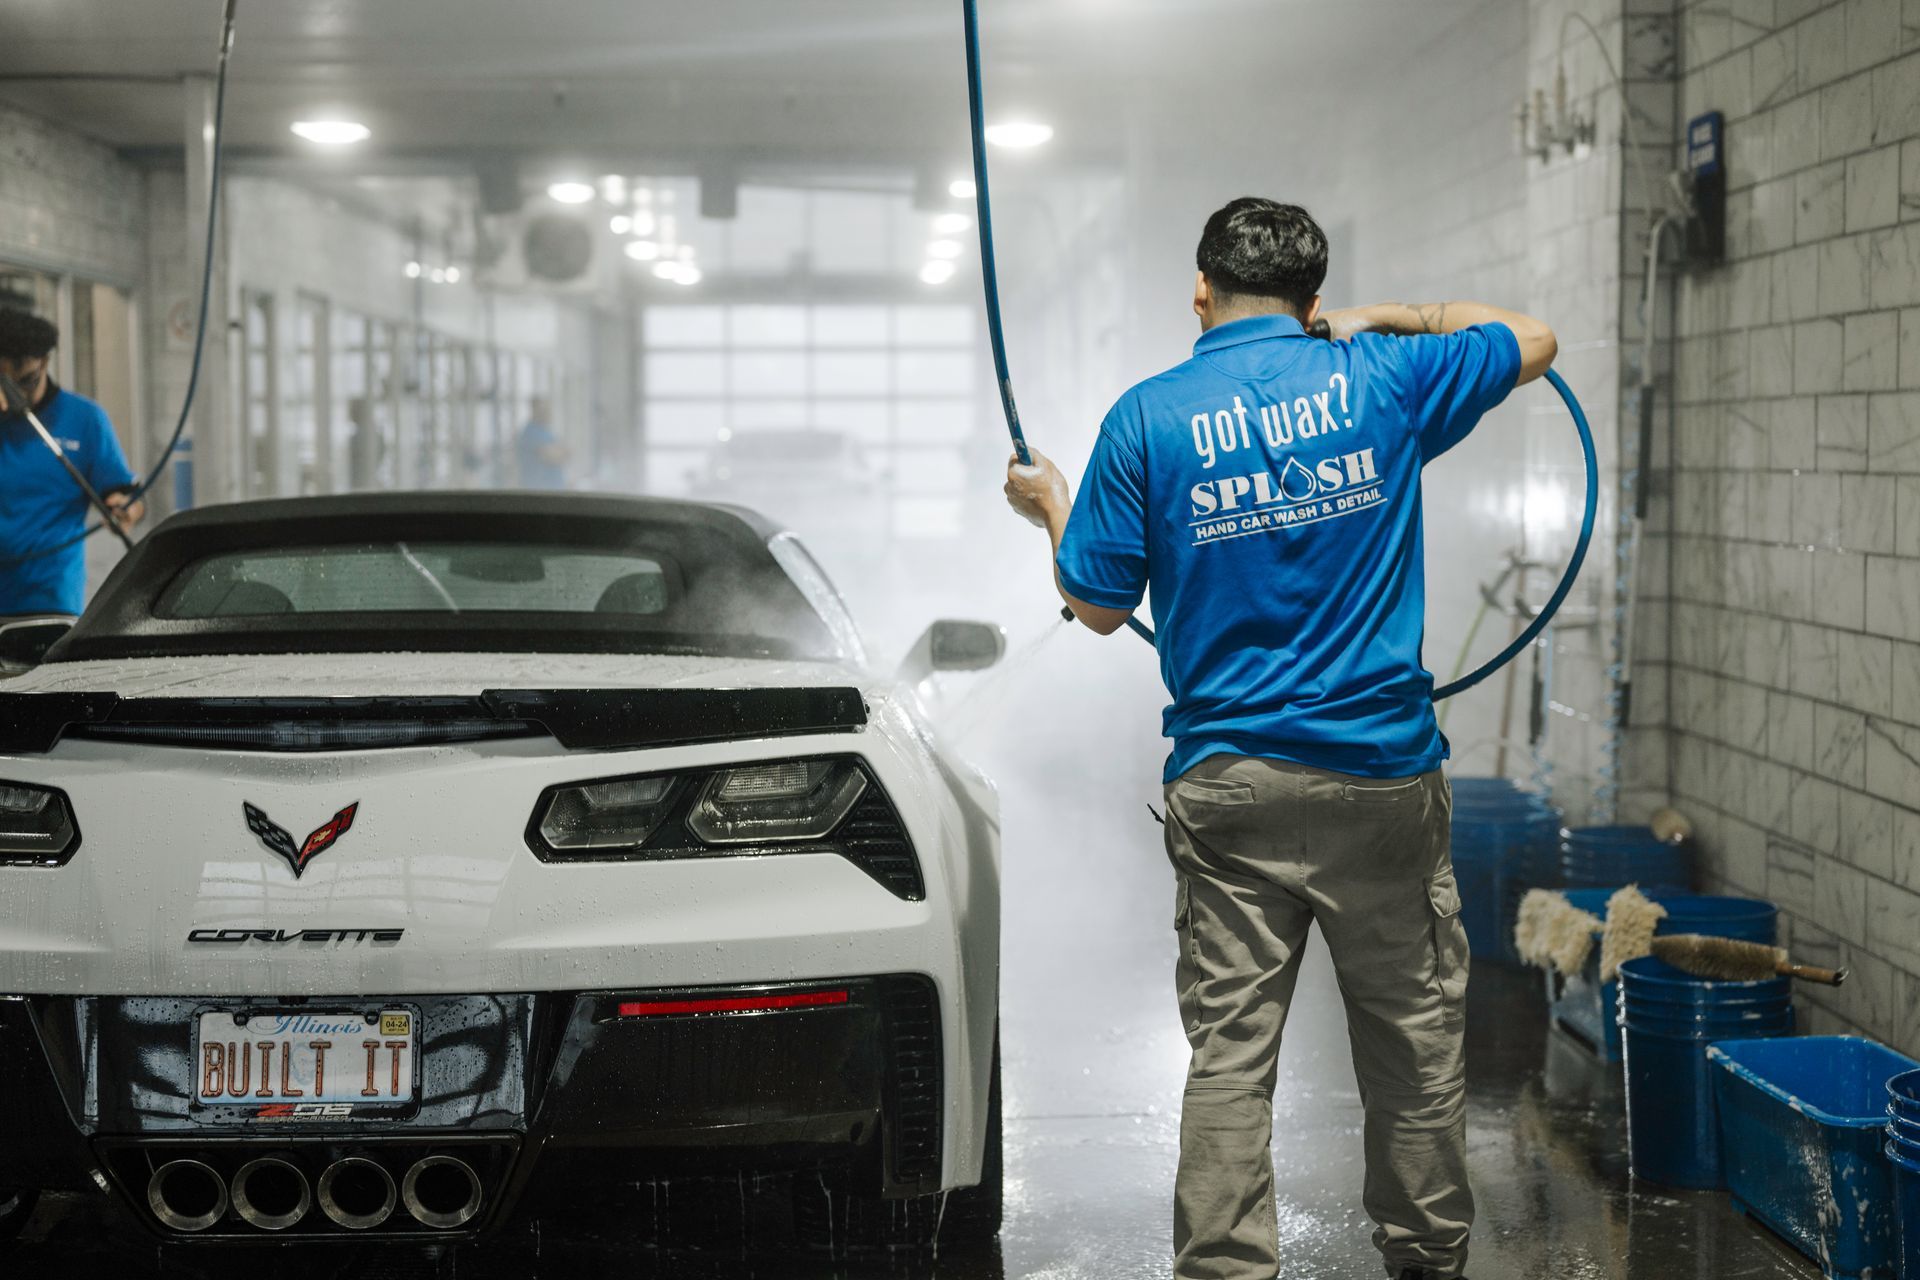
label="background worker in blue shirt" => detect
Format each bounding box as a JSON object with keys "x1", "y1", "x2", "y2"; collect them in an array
[
  {"x1": 0, "y1": 308, "x2": 144, "y2": 618},
  {"x1": 516, "y1": 396, "x2": 570, "y2": 490},
  {"x1": 1004, "y1": 198, "x2": 1557, "y2": 1280}
]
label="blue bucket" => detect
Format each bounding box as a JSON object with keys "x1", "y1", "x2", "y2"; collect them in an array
[
  {"x1": 1892, "y1": 1068, "x2": 1920, "y2": 1121},
  {"x1": 1550, "y1": 892, "x2": 1778, "y2": 1061},
  {"x1": 1709, "y1": 1037, "x2": 1920, "y2": 1278},
  {"x1": 1560, "y1": 824, "x2": 1694, "y2": 892},
  {"x1": 1885, "y1": 1137, "x2": 1920, "y2": 1280},
  {"x1": 1618, "y1": 957, "x2": 1792, "y2": 1190},
  {"x1": 1449, "y1": 780, "x2": 1559, "y2": 963}
]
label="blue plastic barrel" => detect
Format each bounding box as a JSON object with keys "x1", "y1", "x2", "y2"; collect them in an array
[
  {"x1": 1618, "y1": 956, "x2": 1792, "y2": 1190},
  {"x1": 1561, "y1": 824, "x2": 1694, "y2": 891},
  {"x1": 1709, "y1": 1037, "x2": 1920, "y2": 1278}
]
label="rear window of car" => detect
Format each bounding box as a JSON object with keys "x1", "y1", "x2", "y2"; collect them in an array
[
  {"x1": 51, "y1": 499, "x2": 857, "y2": 664},
  {"x1": 157, "y1": 544, "x2": 672, "y2": 618}
]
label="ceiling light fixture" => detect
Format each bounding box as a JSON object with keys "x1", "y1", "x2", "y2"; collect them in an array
[
  {"x1": 920, "y1": 260, "x2": 957, "y2": 286},
  {"x1": 403, "y1": 261, "x2": 422, "y2": 279},
  {"x1": 927, "y1": 239, "x2": 963, "y2": 261},
  {"x1": 624, "y1": 240, "x2": 661, "y2": 262},
  {"x1": 984, "y1": 121, "x2": 1053, "y2": 149},
  {"x1": 443, "y1": 267, "x2": 461, "y2": 284},
  {"x1": 547, "y1": 181, "x2": 595, "y2": 205},
  {"x1": 291, "y1": 120, "x2": 370, "y2": 146},
  {"x1": 949, "y1": 179, "x2": 977, "y2": 200},
  {"x1": 609, "y1": 215, "x2": 632, "y2": 235},
  {"x1": 651, "y1": 260, "x2": 702, "y2": 286},
  {"x1": 934, "y1": 212, "x2": 973, "y2": 234}
]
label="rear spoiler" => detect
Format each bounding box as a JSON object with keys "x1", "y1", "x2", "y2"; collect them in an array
[{"x1": 0, "y1": 687, "x2": 868, "y2": 755}]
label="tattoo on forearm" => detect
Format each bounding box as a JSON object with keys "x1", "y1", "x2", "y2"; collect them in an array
[{"x1": 1413, "y1": 302, "x2": 1448, "y2": 334}]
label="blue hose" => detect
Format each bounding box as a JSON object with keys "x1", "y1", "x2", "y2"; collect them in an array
[{"x1": 964, "y1": 0, "x2": 1597, "y2": 698}]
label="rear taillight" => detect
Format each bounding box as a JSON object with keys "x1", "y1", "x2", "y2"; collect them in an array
[
  {"x1": 615, "y1": 989, "x2": 850, "y2": 1018},
  {"x1": 536, "y1": 775, "x2": 682, "y2": 853},
  {"x1": 526, "y1": 756, "x2": 922, "y2": 899},
  {"x1": 686, "y1": 760, "x2": 866, "y2": 844},
  {"x1": 0, "y1": 781, "x2": 79, "y2": 866}
]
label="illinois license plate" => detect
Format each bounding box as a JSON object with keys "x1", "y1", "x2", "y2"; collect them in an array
[{"x1": 195, "y1": 1009, "x2": 417, "y2": 1106}]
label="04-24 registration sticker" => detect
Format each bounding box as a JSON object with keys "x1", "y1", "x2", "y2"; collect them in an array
[{"x1": 195, "y1": 1008, "x2": 418, "y2": 1113}]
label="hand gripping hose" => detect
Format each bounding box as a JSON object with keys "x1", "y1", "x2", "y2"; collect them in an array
[{"x1": 961, "y1": 0, "x2": 1598, "y2": 702}]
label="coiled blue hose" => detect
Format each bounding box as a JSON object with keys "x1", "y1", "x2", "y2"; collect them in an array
[{"x1": 962, "y1": 0, "x2": 1599, "y2": 702}]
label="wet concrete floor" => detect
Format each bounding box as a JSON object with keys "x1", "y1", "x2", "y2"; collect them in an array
[{"x1": 2, "y1": 632, "x2": 1821, "y2": 1279}]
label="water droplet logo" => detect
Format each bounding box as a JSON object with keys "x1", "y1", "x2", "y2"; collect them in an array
[{"x1": 1279, "y1": 457, "x2": 1318, "y2": 502}]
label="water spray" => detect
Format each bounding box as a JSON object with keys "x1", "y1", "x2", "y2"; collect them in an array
[{"x1": 961, "y1": 0, "x2": 1599, "y2": 703}]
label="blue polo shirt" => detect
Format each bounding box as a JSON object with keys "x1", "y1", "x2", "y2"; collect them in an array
[
  {"x1": 0, "y1": 386, "x2": 137, "y2": 616},
  {"x1": 1057, "y1": 314, "x2": 1521, "y2": 783}
]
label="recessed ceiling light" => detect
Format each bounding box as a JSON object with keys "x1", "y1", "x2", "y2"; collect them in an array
[
  {"x1": 949, "y1": 179, "x2": 977, "y2": 199},
  {"x1": 927, "y1": 239, "x2": 963, "y2": 261},
  {"x1": 609, "y1": 215, "x2": 632, "y2": 235},
  {"x1": 443, "y1": 267, "x2": 461, "y2": 284},
  {"x1": 291, "y1": 120, "x2": 370, "y2": 146},
  {"x1": 675, "y1": 265, "x2": 703, "y2": 286},
  {"x1": 984, "y1": 121, "x2": 1053, "y2": 149},
  {"x1": 652, "y1": 261, "x2": 683, "y2": 281},
  {"x1": 625, "y1": 240, "x2": 661, "y2": 262},
  {"x1": 403, "y1": 261, "x2": 422, "y2": 279},
  {"x1": 934, "y1": 213, "x2": 973, "y2": 234},
  {"x1": 547, "y1": 181, "x2": 595, "y2": 205},
  {"x1": 920, "y1": 260, "x2": 957, "y2": 285}
]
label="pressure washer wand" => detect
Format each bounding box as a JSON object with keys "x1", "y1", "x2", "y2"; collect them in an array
[{"x1": 0, "y1": 375, "x2": 135, "y2": 551}]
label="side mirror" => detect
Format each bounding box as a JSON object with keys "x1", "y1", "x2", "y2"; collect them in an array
[
  {"x1": 895, "y1": 619, "x2": 1006, "y2": 685},
  {"x1": 0, "y1": 616, "x2": 74, "y2": 673}
]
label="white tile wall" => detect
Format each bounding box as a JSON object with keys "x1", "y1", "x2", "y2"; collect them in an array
[{"x1": 1669, "y1": 0, "x2": 1920, "y2": 1053}]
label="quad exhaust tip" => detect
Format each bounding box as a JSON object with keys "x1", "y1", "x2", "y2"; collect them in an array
[
  {"x1": 401, "y1": 1154, "x2": 484, "y2": 1230},
  {"x1": 317, "y1": 1157, "x2": 398, "y2": 1231},
  {"x1": 147, "y1": 1159, "x2": 228, "y2": 1233},
  {"x1": 230, "y1": 1156, "x2": 311, "y2": 1231}
]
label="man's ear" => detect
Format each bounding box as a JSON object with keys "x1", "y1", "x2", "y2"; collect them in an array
[
  {"x1": 1304, "y1": 295, "x2": 1323, "y2": 327},
  {"x1": 1193, "y1": 271, "x2": 1210, "y2": 320}
]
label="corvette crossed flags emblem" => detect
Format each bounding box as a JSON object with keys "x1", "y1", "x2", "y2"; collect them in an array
[{"x1": 243, "y1": 802, "x2": 360, "y2": 879}]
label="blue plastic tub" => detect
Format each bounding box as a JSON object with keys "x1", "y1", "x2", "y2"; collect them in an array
[
  {"x1": 1619, "y1": 957, "x2": 1793, "y2": 1189},
  {"x1": 1549, "y1": 893, "x2": 1778, "y2": 1061},
  {"x1": 1709, "y1": 1037, "x2": 1920, "y2": 1277}
]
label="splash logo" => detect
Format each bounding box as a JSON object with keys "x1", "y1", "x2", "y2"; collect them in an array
[
  {"x1": 243, "y1": 801, "x2": 360, "y2": 879},
  {"x1": 1189, "y1": 448, "x2": 1379, "y2": 518}
]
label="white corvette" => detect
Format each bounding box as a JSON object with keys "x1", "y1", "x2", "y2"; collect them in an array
[{"x1": 0, "y1": 493, "x2": 1003, "y2": 1249}]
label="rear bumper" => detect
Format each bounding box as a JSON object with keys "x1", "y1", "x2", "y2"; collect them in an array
[{"x1": 0, "y1": 974, "x2": 943, "y2": 1241}]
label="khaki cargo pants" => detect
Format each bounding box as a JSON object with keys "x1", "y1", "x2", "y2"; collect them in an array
[{"x1": 1163, "y1": 753, "x2": 1471, "y2": 1280}]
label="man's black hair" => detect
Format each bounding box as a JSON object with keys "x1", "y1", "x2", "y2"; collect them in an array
[
  {"x1": 1196, "y1": 198, "x2": 1329, "y2": 315},
  {"x1": 0, "y1": 308, "x2": 59, "y2": 361}
]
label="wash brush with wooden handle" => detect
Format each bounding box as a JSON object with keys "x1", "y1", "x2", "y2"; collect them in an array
[{"x1": 1651, "y1": 934, "x2": 1849, "y2": 986}]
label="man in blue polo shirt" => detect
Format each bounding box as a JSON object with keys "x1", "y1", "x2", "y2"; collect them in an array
[
  {"x1": 1004, "y1": 199, "x2": 1556, "y2": 1280},
  {"x1": 0, "y1": 308, "x2": 144, "y2": 618}
]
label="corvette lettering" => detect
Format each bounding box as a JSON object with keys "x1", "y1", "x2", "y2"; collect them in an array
[{"x1": 187, "y1": 928, "x2": 404, "y2": 944}]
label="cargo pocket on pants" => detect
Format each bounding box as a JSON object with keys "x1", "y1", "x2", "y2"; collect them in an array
[{"x1": 1426, "y1": 867, "x2": 1470, "y2": 1023}]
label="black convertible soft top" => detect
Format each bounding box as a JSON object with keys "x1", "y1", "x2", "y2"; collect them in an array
[{"x1": 49, "y1": 491, "x2": 846, "y2": 664}]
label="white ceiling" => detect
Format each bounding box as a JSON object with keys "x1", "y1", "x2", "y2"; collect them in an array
[{"x1": 0, "y1": 0, "x2": 1468, "y2": 178}]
